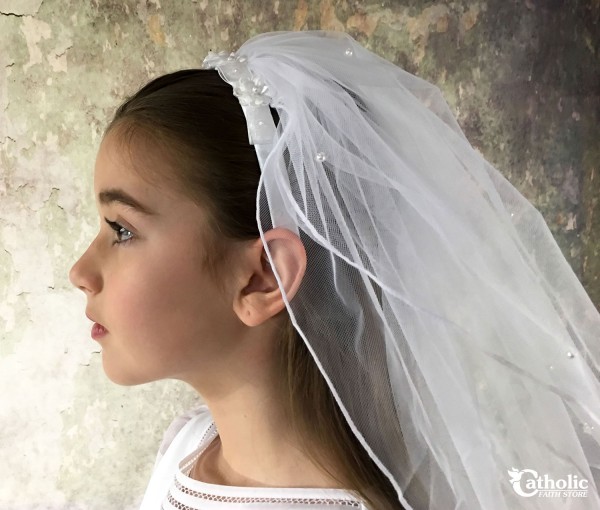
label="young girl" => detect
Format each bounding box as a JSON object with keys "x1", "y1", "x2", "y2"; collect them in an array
[{"x1": 69, "y1": 31, "x2": 600, "y2": 510}]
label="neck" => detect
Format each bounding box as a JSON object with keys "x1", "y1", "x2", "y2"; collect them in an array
[{"x1": 196, "y1": 391, "x2": 344, "y2": 488}]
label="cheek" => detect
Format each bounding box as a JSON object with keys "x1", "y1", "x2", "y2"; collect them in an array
[{"x1": 113, "y1": 257, "x2": 217, "y2": 345}]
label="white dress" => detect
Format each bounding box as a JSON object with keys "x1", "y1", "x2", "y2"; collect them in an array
[{"x1": 139, "y1": 404, "x2": 366, "y2": 509}]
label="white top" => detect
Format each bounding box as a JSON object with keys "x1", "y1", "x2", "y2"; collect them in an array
[{"x1": 139, "y1": 404, "x2": 366, "y2": 509}]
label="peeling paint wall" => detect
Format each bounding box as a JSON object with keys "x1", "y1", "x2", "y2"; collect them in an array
[{"x1": 0, "y1": 1, "x2": 597, "y2": 508}]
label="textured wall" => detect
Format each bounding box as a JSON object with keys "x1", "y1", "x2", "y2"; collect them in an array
[{"x1": 0, "y1": 0, "x2": 597, "y2": 508}]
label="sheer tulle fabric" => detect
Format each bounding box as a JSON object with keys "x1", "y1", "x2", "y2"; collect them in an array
[{"x1": 206, "y1": 31, "x2": 600, "y2": 509}]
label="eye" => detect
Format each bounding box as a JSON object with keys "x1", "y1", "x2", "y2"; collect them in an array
[{"x1": 105, "y1": 218, "x2": 135, "y2": 246}]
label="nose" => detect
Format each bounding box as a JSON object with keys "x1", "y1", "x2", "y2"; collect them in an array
[{"x1": 69, "y1": 241, "x2": 102, "y2": 295}]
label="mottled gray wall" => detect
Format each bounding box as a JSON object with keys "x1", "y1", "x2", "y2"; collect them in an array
[{"x1": 0, "y1": 0, "x2": 597, "y2": 508}]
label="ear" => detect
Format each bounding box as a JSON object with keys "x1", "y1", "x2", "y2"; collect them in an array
[{"x1": 233, "y1": 228, "x2": 307, "y2": 327}]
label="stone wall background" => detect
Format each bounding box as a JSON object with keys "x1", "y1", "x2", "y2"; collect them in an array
[{"x1": 0, "y1": 1, "x2": 597, "y2": 508}]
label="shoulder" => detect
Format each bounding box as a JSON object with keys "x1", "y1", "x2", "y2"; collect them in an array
[{"x1": 157, "y1": 403, "x2": 212, "y2": 457}]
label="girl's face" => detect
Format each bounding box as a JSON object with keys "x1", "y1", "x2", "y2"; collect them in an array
[{"x1": 69, "y1": 130, "x2": 241, "y2": 386}]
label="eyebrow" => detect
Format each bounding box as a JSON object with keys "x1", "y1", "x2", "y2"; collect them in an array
[{"x1": 98, "y1": 188, "x2": 157, "y2": 216}]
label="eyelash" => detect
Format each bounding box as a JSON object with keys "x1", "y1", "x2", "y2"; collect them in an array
[{"x1": 105, "y1": 218, "x2": 134, "y2": 246}]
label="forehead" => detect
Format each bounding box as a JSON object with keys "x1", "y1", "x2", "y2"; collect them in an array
[{"x1": 93, "y1": 129, "x2": 180, "y2": 210}]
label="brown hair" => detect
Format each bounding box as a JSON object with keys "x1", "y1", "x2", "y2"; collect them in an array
[{"x1": 105, "y1": 69, "x2": 405, "y2": 510}]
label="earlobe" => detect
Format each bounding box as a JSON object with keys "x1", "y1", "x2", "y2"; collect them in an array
[{"x1": 234, "y1": 228, "x2": 306, "y2": 327}]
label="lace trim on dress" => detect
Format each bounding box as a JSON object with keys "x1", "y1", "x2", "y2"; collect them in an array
[
  {"x1": 163, "y1": 422, "x2": 363, "y2": 507},
  {"x1": 166, "y1": 478, "x2": 362, "y2": 506},
  {"x1": 180, "y1": 423, "x2": 218, "y2": 477}
]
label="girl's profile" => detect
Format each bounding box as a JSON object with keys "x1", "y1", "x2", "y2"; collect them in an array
[{"x1": 69, "y1": 30, "x2": 600, "y2": 510}]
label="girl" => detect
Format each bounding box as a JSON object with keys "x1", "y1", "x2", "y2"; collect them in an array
[{"x1": 69, "y1": 31, "x2": 600, "y2": 510}]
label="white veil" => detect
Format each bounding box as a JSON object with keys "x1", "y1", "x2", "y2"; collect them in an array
[{"x1": 202, "y1": 30, "x2": 600, "y2": 509}]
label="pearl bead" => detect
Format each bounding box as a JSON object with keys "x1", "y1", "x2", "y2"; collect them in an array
[
  {"x1": 345, "y1": 48, "x2": 353, "y2": 57},
  {"x1": 202, "y1": 47, "x2": 274, "y2": 114},
  {"x1": 583, "y1": 422, "x2": 595, "y2": 434},
  {"x1": 567, "y1": 351, "x2": 575, "y2": 359},
  {"x1": 315, "y1": 152, "x2": 326, "y2": 162}
]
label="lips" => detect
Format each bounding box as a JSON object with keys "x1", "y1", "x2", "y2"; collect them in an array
[
  {"x1": 91, "y1": 322, "x2": 108, "y2": 339},
  {"x1": 85, "y1": 310, "x2": 108, "y2": 340}
]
